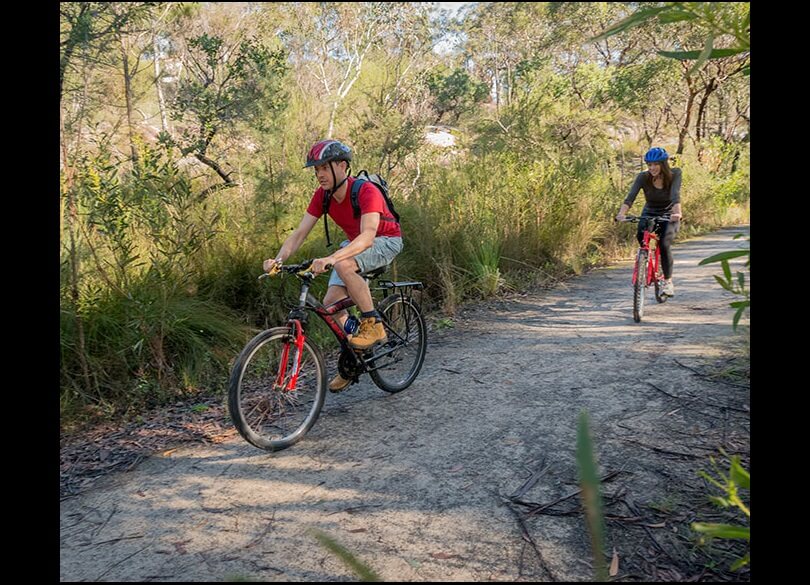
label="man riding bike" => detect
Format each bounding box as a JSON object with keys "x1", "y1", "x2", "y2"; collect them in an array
[{"x1": 263, "y1": 139, "x2": 403, "y2": 391}]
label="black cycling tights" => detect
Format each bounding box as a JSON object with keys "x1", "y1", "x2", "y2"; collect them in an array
[{"x1": 637, "y1": 219, "x2": 680, "y2": 279}]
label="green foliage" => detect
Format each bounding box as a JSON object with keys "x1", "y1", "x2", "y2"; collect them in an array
[
  {"x1": 692, "y1": 454, "x2": 750, "y2": 570},
  {"x1": 61, "y1": 141, "x2": 253, "y2": 422},
  {"x1": 169, "y1": 33, "x2": 289, "y2": 156},
  {"x1": 434, "y1": 317, "x2": 455, "y2": 330},
  {"x1": 426, "y1": 66, "x2": 489, "y2": 124},
  {"x1": 467, "y1": 239, "x2": 503, "y2": 298},
  {"x1": 349, "y1": 58, "x2": 431, "y2": 175},
  {"x1": 608, "y1": 59, "x2": 680, "y2": 113},
  {"x1": 665, "y1": 152, "x2": 749, "y2": 230},
  {"x1": 309, "y1": 529, "x2": 382, "y2": 582},
  {"x1": 60, "y1": 2, "x2": 156, "y2": 99},
  {"x1": 60, "y1": 277, "x2": 247, "y2": 422},
  {"x1": 698, "y1": 234, "x2": 749, "y2": 329},
  {"x1": 60, "y1": 1, "x2": 750, "y2": 427},
  {"x1": 76, "y1": 140, "x2": 221, "y2": 286},
  {"x1": 593, "y1": 2, "x2": 750, "y2": 75}
]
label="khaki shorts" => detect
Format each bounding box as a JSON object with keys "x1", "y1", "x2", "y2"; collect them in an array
[{"x1": 328, "y1": 236, "x2": 403, "y2": 288}]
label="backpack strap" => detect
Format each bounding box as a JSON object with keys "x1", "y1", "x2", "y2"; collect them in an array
[
  {"x1": 350, "y1": 178, "x2": 366, "y2": 219},
  {"x1": 322, "y1": 189, "x2": 333, "y2": 247},
  {"x1": 350, "y1": 176, "x2": 398, "y2": 222}
]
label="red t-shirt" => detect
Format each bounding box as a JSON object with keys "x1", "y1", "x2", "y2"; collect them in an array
[{"x1": 305, "y1": 176, "x2": 402, "y2": 241}]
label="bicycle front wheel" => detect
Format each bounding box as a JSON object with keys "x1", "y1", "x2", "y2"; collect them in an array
[
  {"x1": 228, "y1": 326, "x2": 326, "y2": 451},
  {"x1": 633, "y1": 250, "x2": 648, "y2": 323},
  {"x1": 369, "y1": 294, "x2": 427, "y2": 393},
  {"x1": 654, "y1": 278, "x2": 668, "y2": 303}
]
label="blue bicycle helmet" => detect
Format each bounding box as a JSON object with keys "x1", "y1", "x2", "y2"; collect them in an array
[{"x1": 644, "y1": 147, "x2": 669, "y2": 163}]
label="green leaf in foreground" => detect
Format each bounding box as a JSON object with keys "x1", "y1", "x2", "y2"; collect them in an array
[{"x1": 309, "y1": 528, "x2": 382, "y2": 582}]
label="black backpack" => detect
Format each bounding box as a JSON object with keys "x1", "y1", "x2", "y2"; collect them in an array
[{"x1": 322, "y1": 170, "x2": 400, "y2": 247}]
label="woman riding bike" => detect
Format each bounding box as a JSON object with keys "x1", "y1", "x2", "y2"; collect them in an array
[{"x1": 616, "y1": 147, "x2": 683, "y2": 297}]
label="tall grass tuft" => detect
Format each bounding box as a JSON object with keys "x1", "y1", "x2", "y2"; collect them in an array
[
  {"x1": 309, "y1": 529, "x2": 382, "y2": 582},
  {"x1": 576, "y1": 410, "x2": 608, "y2": 581},
  {"x1": 61, "y1": 270, "x2": 248, "y2": 427}
]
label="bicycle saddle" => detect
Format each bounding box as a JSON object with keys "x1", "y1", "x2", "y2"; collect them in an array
[{"x1": 358, "y1": 265, "x2": 389, "y2": 279}]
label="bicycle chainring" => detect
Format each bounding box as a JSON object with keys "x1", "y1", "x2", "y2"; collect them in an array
[{"x1": 338, "y1": 347, "x2": 365, "y2": 380}]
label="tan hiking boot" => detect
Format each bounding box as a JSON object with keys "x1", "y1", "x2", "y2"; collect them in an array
[
  {"x1": 349, "y1": 317, "x2": 387, "y2": 350},
  {"x1": 329, "y1": 373, "x2": 351, "y2": 393}
]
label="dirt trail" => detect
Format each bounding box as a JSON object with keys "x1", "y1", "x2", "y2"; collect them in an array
[{"x1": 60, "y1": 226, "x2": 750, "y2": 582}]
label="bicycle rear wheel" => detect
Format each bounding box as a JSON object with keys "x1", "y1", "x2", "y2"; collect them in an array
[
  {"x1": 653, "y1": 247, "x2": 668, "y2": 303},
  {"x1": 228, "y1": 326, "x2": 326, "y2": 451},
  {"x1": 369, "y1": 294, "x2": 427, "y2": 393},
  {"x1": 633, "y1": 250, "x2": 648, "y2": 323}
]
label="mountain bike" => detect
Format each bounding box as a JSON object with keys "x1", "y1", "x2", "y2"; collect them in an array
[
  {"x1": 228, "y1": 260, "x2": 427, "y2": 452},
  {"x1": 618, "y1": 215, "x2": 672, "y2": 322}
]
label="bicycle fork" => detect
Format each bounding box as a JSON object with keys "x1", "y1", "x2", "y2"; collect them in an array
[
  {"x1": 274, "y1": 319, "x2": 306, "y2": 392},
  {"x1": 632, "y1": 248, "x2": 648, "y2": 286},
  {"x1": 633, "y1": 234, "x2": 659, "y2": 286}
]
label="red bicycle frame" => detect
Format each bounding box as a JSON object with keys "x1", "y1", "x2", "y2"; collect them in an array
[
  {"x1": 273, "y1": 296, "x2": 357, "y2": 392},
  {"x1": 274, "y1": 319, "x2": 305, "y2": 392},
  {"x1": 264, "y1": 259, "x2": 418, "y2": 393},
  {"x1": 632, "y1": 226, "x2": 662, "y2": 287},
  {"x1": 316, "y1": 297, "x2": 356, "y2": 342}
]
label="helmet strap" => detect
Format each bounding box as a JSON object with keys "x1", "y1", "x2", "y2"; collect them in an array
[{"x1": 328, "y1": 162, "x2": 348, "y2": 197}]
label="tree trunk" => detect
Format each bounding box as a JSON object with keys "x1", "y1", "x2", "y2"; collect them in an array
[
  {"x1": 695, "y1": 78, "x2": 717, "y2": 161},
  {"x1": 60, "y1": 42, "x2": 77, "y2": 105},
  {"x1": 696, "y1": 79, "x2": 716, "y2": 143},
  {"x1": 493, "y1": 68, "x2": 499, "y2": 112},
  {"x1": 716, "y1": 90, "x2": 724, "y2": 139},
  {"x1": 60, "y1": 89, "x2": 94, "y2": 400},
  {"x1": 327, "y1": 102, "x2": 338, "y2": 139},
  {"x1": 60, "y1": 4, "x2": 89, "y2": 104},
  {"x1": 327, "y1": 47, "x2": 367, "y2": 139},
  {"x1": 267, "y1": 154, "x2": 281, "y2": 244},
  {"x1": 506, "y1": 59, "x2": 512, "y2": 108},
  {"x1": 152, "y1": 30, "x2": 170, "y2": 134},
  {"x1": 119, "y1": 34, "x2": 139, "y2": 165},
  {"x1": 642, "y1": 116, "x2": 652, "y2": 147},
  {"x1": 677, "y1": 89, "x2": 698, "y2": 155}
]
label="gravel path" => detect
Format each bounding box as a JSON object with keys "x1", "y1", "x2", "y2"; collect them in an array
[{"x1": 60, "y1": 226, "x2": 750, "y2": 582}]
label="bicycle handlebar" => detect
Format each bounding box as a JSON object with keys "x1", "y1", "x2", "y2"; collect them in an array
[
  {"x1": 615, "y1": 214, "x2": 672, "y2": 224},
  {"x1": 258, "y1": 259, "x2": 333, "y2": 280}
]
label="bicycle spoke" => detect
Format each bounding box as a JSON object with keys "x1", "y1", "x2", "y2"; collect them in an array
[
  {"x1": 229, "y1": 328, "x2": 326, "y2": 451},
  {"x1": 370, "y1": 296, "x2": 426, "y2": 393}
]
